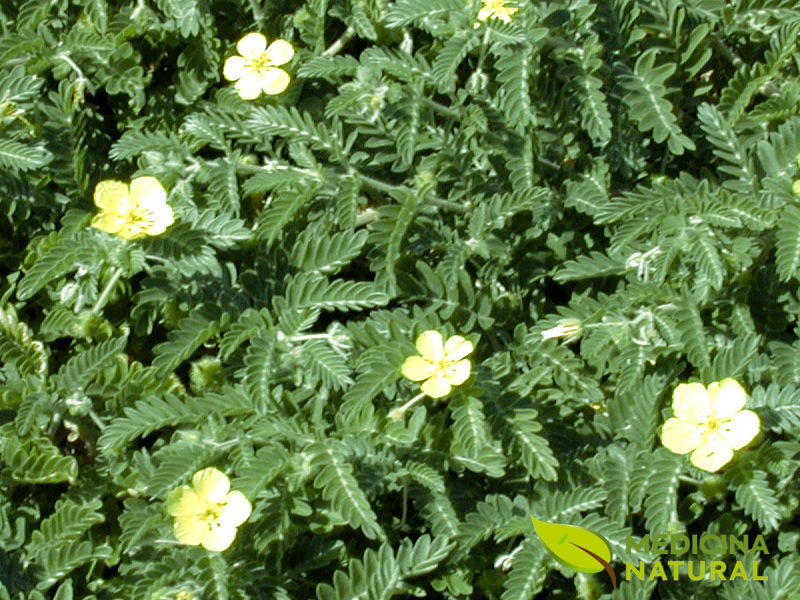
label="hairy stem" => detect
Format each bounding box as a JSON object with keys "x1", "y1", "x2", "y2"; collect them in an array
[{"x1": 91, "y1": 267, "x2": 123, "y2": 314}]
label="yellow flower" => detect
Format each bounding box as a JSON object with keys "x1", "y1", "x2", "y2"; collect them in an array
[
  {"x1": 166, "y1": 467, "x2": 252, "y2": 552},
  {"x1": 91, "y1": 176, "x2": 174, "y2": 241},
  {"x1": 792, "y1": 180, "x2": 800, "y2": 197},
  {"x1": 477, "y1": 0, "x2": 519, "y2": 24},
  {"x1": 660, "y1": 379, "x2": 760, "y2": 472},
  {"x1": 401, "y1": 330, "x2": 474, "y2": 398},
  {"x1": 223, "y1": 33, "x2": 294, "y2": 99}
]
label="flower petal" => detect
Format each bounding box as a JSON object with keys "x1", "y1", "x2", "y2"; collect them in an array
[
  {"x1": 237, "y1": 32, "x2": 267, "y2": 60},
  {"x1": 166, "y1": 487, "x2": 200, "y2": 517},
  {"x1": 192, "y1": 467, "x2": 230, "y2": 502},
  {"x1": 401, "y1": 356, "x2": 437, "y2": 381},
  {"x1": 129, "y1": 176, "x2": 167, "y2": 207},
  {"x1": 201, "y1": 524, "x2": 238, "y2": 552},
  {"x1": 117, "y1": 223, "x2": 146, "y2": 240},
  {"x1": 443, "y1": 335, "x2": 473, "y2": 361},
  {"x1": 690, "y1": 432, "x2": 734, "y2": 472},
  {"x1": 442, "y1": 359, "x2": 471, "y2": 386},
  {"x1": 260, "y1": 68, "x2": 290, "y2": 95},
  {"x1": 173, "y1": 515, "x2": 207, "y2": 546},
  {"x1": 134, "y1": 183, "x2": 174, "y2": 233},
  {"x1": 218, "y1": 491, "x2": 252, "y2": 528},
  {"x1": 661, "y1": 417, "x2": 704, "y2": 455},
  {"x1": 672, "y1": 382, "x2": 711, "y2": 423},
  {"x1": 223, "y1": 56, "x2": 247, "y2": 81},
  {"x1": 138, "y1": 203, "x2": 175, "y2": 235},
  {"x1": 717, "y1": 410, "x2": 759, "y2": 450},
  {"x1": 265, "y1": 40, "x2": 294, "y2": 66},
  {"x1": 707, "y1": 378, "x2": 747, "y2": 419},
  {"x1": 421, "y1": 372, "x2": 451, "y2": 398},
  {"x1": 91, "y1": 212, "x2": 127, "y2": 235},
  {"x1": 94, "y1": 179, "x2": 130, "y2": 214},
  {"x1": 234, "y1": 74, "x2": 263, "y2": 100},
  {"x1": 415, "y1": 330, "x2": 444, "y2": 362}
]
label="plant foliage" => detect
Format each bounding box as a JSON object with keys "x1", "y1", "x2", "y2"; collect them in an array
[{"x1": 0, "y1": 0, "x2": 799, "y2": 598}]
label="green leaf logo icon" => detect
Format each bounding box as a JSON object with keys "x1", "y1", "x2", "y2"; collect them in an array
[{"x1": 531, "y1": 517, "x2": 616, "y2": 589}]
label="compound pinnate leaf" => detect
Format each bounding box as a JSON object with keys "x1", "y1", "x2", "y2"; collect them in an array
[{"x1": 530, "y1": 517, "x2": 612, "y2": 573}]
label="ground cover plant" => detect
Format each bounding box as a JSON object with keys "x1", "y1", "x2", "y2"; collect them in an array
[{"x1": 1, "y1": 0, "x2": 800, "y2": 598}]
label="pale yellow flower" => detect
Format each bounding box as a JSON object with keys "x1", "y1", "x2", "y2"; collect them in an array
[
  {"x1": 401, "y1": 330, "x2": 473, "y2": 398},
  {"x1": 166, "y1": 467, "x2": 252, "y2": 552},
  {"x1": 792, "y1": 180, "x2": 800, "y2": 197},
  {"x1": 91, "y1": 176, "x2": 174, "y2": 240},
  {"x1": 223, "y1": 33, "x2": 294, "y2": 99},
  {"x1": 660, "y1": 379, "x2": 760, "y2": 472},
  {"x1": 477, "y1": 0, "x2": 519, "y2": 24}
]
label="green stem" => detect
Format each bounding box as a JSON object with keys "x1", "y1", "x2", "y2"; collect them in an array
[
  {"x1": 711, "y1": 35, "x2": 744, "y2": 69},
  {"x1": 248, "y1": 0, "x2": 266, "y2": 30},
  {"x1": 388, "y1": 392, "x2": 426, "y2": 420},
  {"x1": 236, "y1": 163, "x2": 469, "y2": 213},
  {"x1": 91, "y1": 267, "x2": 123, "y2": 314},
  {"x1": 679, "y1": 475, "x2": 701, "y2": 486},
  {"x1": 323, "y1": 26, "x2": 355, "y2": 56},
  {"x1": 315, "y1": 0, "x2": 329, "y2": 54},
  {"x1": 400, "y1": 484, "x2": 408, "y2": 527},
  {"x1": 421, "y1": 96, "x2": 460, "y2": 119},
  {"x1": 359, "y1": 173, "x2": 469, "y2": 213}
]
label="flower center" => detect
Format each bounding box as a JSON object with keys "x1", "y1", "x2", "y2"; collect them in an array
[
  {"x1": 127, "y1": 205, "x2": 154, "y2": 225},
  {"x1": 704, "y1": 417, "x2": 729, "y2": 435},
  {"x1": 435, "y1": 358, "x2": 455, "y2": 373},
  {"x1": 248, "y1": 53, "x2": 274, "y2": 75},
  {"x1": 201, "y1": 501, "x2": 225, "y2": 529}
]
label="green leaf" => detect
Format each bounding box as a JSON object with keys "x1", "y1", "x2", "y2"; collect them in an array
[
  {"x1": 507, "y1": 409, "x2": 558, "y2": 481},
  {"x1": 496, "y1": 46, "x2": 535, "y2": 130},
  {"x1": 553, "y1": 251, "x2": 625, "y2": 282},
  {"x1": 290, "y1": 228, "x2": 368, "y2": 275},
  {"x1": 1, "y1": 431, "x2": 78, "y2": 484},
  {"x1": 302, "y1": 339, "x2": 353, "y2": 391},
  {"x1": 0, "y1": 139, "x2": 52, "y2": 171},
  {"x1": 619, "y1": 50, "x2": 695, "y2": 155},
  {"x1": 775, "y1": 205, "x2": 800, "y2": 282},
  {"x1": 283, "y1": 273, "x2": 389, "y2": 312},
  {"x1": 55, "y1": 337, "x2": 126, "y2": 391},
  {"x1": 0, "y1": 305, "x2": 47, "y2": 379},
  {"x1": 310, "y1": 439, "x2": 385, "y2": 541},
  {"x1": 431, "y1": 33, "x2": 478, "y2": 92},
  {"x1": 749, "y1": 383, "x2": 800, "y2": 433},
  {"x1": 255, "y1": 185, "x2": 317, "y2": 244},
  {"x1": 152, "y1": 308, "x2": 223, "y2": 372},
  {"x1": 500, "y1": 537, "x2": 547, "y2": 600},
  {"x1": 643, "y1": 450, "x2": 682, "y2": 533},
  {"x1": 530, "y1": 517, "x2": 612, "y2": 573},
  {"x1": 17, "y1": 234, "x2": 96, "y2": 301},
  {"x1": 732, "y1": 468, "x2": 783, "y2": 532},
  {"x1": 98, "y1": 389, "x2": 251, "y2": 451},
  {"x1": 677, "y1": 300, "x2": 710, "y2": 369},
  {"x1": 696, "y1": 103, "x2": 757, "y2": 194},
  {"x1": 384, "y1": 0, "x2": 463, "y2": 28},
  {"x1": 246, "y1": 106, "x2": 339, "y2": 154},
  {"x1": 27, "y1": 498, "x2": 104, "y2": 555}
]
